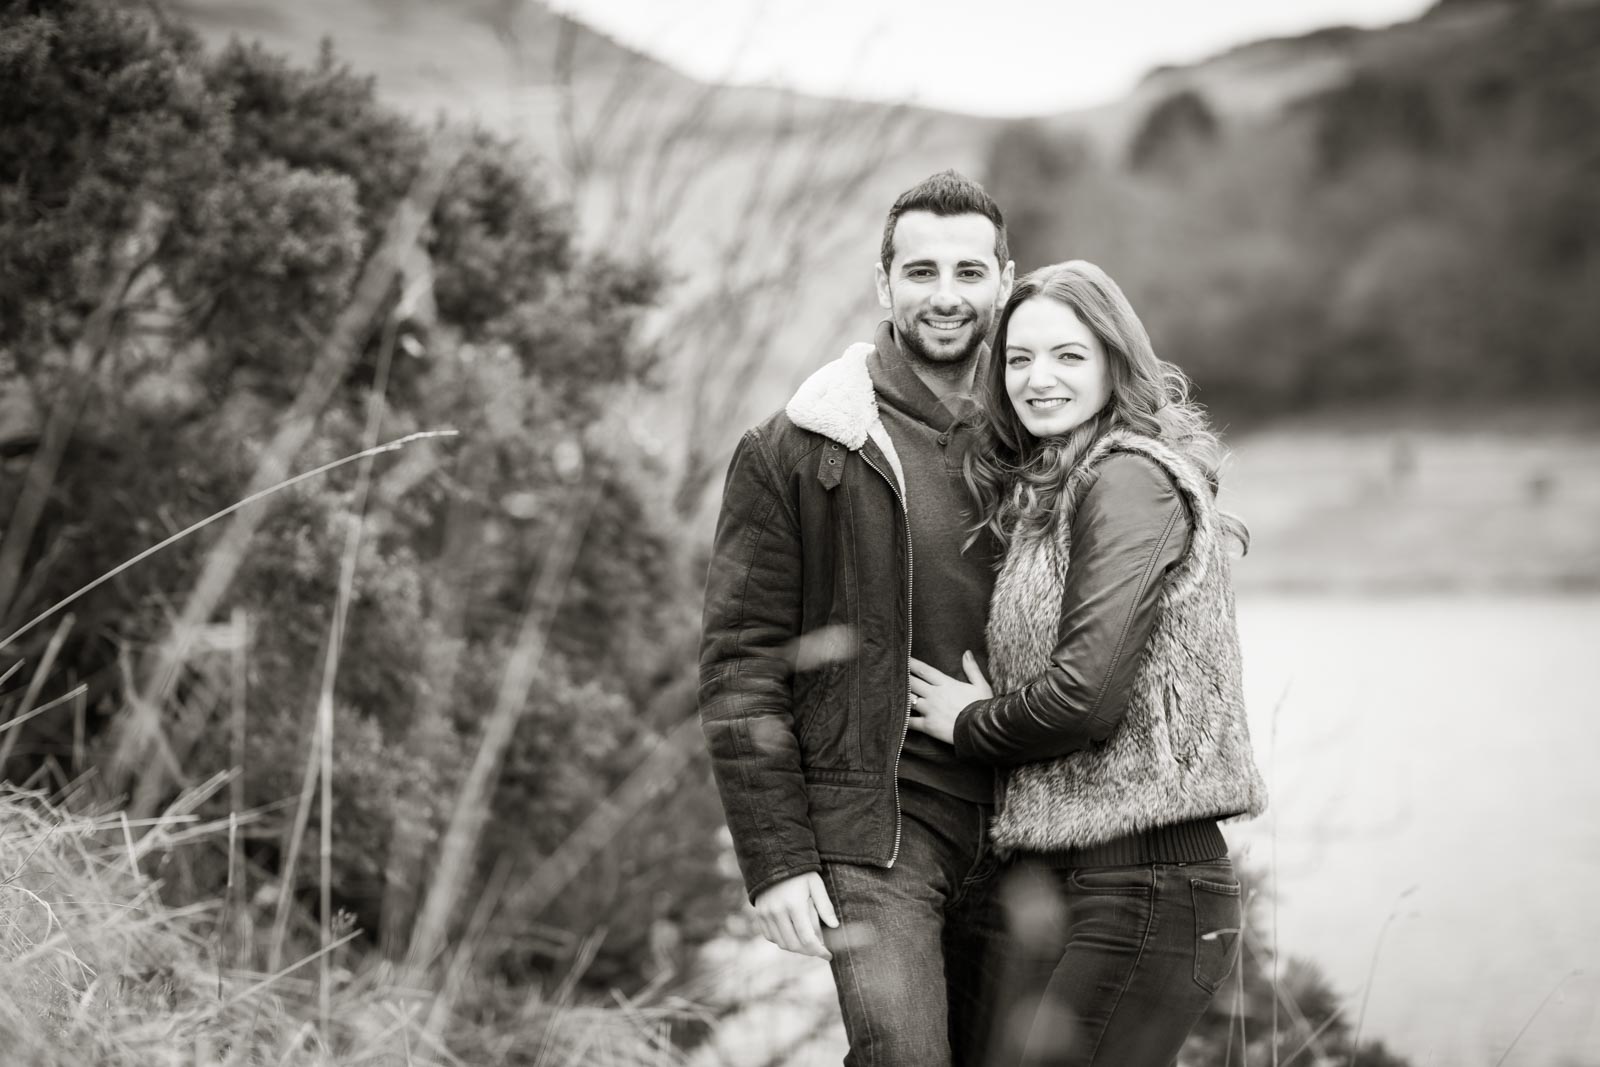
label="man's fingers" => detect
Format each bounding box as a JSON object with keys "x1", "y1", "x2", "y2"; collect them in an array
[
  {"x1": 788, "y1": 903, "x2": 831, "y2": 959},
  {"x1": 774, "y1": 910, "x2": 807, "y2": 956},
  {"x1": 811, "y1": 881, "x2": 840, "y2": 929}
]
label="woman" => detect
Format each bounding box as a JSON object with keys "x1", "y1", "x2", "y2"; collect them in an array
[{"x1": 905, "y1": 261, "x2": 1268, "y2": 1066}]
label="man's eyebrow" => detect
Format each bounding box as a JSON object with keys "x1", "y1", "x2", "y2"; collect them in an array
[{"x1": 898, "y1": 258, "x2": 991, "y2": 272}]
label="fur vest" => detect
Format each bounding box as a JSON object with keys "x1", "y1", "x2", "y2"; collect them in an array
[{"x1": 986, "y1": 430, "x2": 1268, "y2": 852}]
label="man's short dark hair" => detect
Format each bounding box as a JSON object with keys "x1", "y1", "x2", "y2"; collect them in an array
[{"x1": 879, "y1": 169, "x2": 1009, "y2": 273}]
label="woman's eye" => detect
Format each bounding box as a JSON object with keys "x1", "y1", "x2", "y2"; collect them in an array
[{"x1": 1006, "y1": 355, "x2": 1030, "y2": 367}]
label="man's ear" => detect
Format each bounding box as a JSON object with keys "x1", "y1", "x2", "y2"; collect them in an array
[
  {"x1": 999, "y1": 260, "x2": 1016, "y2": 306},
  {"x1": 875, "y1": 262, "x2": 893, "y2": 312}
]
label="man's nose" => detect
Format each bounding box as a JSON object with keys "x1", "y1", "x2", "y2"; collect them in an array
[{"x1": 930, "y1": 273, "x2": 960, "y2": 310}]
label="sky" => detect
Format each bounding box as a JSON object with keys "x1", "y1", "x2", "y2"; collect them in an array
[{"x1": 544, "y1": 0, "x2": 1436, "y2": 116}]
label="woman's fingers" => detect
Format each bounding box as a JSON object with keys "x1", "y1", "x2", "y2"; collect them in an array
[
  {"x1": 961, "y1": 650, "x2": 993, "y2": 694},
  {"x1": 907, "y1": 656, "x2": 951, "y2": 683},
  {"x1": 908, "y1": 673, "x2": 933, "y2": 698}
]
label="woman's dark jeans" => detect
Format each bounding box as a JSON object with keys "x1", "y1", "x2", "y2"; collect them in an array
[
  {"x1": 994, "y1": 857, "x2": 1242, "y2": 1067},
  {"x1": 820, "y1": 779, "x2": 1005, "y2": 1067}
]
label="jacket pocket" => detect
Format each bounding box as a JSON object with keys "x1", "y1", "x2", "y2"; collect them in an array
[
  {"x1": 1191, "y1": 876, "x2": 1242, "y2": 993},
  {"x1": 792, "y1": 658, "x2": 861, "y2": 770}
]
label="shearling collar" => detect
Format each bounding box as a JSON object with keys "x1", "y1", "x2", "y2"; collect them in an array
[
  {"x1": 785, "y1": 341, "x2": 880, "y2": 450},
  {"x1": 785, "y1": 336, "x2": 909, "y2": 493}
]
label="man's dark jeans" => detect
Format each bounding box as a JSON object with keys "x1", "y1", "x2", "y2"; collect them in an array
[
  {"x1": 820, "y1": 779, "x2": 1004, "y2": 1067},
  {"x1": 995, "y1": 857, "x2": 1242, "y2": 1067}
]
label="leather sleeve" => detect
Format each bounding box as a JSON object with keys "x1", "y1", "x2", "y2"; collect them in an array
[
  {"x1": 697, "y1": 429, "x2": 821, "y2": 902},
  {"x1": 952, "y1": 454, "x2": 1191, "y2": 768}
]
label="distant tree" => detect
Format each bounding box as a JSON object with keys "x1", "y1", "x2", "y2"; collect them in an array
[
  {"x1": 1127, "y1": 89, "x2": 1220, "y2": 175},
  {"x1": 1306, "y1": 75, "x2": 1444, "y2": 177}
]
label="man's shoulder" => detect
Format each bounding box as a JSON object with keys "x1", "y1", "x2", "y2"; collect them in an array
[
  {"x1": 736, "y1": 408, "x2": 828, "y2": 475},
  {"x1": 745, "y1": 406, "x2": 825, "y2": 457}
]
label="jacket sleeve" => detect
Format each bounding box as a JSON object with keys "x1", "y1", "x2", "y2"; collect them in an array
[
  {"x1": 952, "y1": 454, "x2": 1191, "y2": 767},
  {"x1": 698, "y1": 427, "x2": 820, "y2": 903}
]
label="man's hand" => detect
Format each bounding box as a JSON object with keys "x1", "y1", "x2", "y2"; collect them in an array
[{"x1": 753, "y1": 871, "x2": 839, "y2": 960}]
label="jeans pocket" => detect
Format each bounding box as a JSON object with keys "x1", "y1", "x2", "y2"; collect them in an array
[{"x1": 1191, "y1": 876, "x2": 1242, "y2": 993}]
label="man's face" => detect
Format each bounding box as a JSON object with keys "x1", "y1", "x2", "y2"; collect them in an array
[{"x1": 876, "y1": 210, "x2": 1014, "y2": 368}]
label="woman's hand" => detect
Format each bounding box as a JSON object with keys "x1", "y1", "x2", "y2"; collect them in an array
[{"x1": 907, "y1": 651, "x2": 993, "y2": 745}]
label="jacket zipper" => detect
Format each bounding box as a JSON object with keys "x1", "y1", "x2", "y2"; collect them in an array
[{"x1": 859, "y1": 449, "x2": 913, "y2": 869}]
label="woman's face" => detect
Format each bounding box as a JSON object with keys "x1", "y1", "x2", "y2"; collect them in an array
[{"x1": 1003, "y1": 296, "x2": 1112, "y2": 439}]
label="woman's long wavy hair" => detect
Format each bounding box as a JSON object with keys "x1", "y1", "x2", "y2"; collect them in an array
[{"x1": 964, "y1": 260, "x2": 1248, "y2": 551}]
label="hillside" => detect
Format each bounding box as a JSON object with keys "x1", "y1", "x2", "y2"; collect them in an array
[{"x1": 988, "y1": 0, "x2": 1600, "y2": 419}]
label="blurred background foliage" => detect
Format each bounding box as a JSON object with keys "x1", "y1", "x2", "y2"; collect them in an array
[{"x1": 0, "y1": 0, "x2": 734, "y2": 1002}]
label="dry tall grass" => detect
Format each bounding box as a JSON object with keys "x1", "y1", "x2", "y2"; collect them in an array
[{"x1": 0, "y1": 781, "x2": 701, "y2": 1066}]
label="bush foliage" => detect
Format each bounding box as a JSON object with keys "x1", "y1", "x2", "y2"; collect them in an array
[{"x1": 0, "y1": 0, "x2": 733, "y2": 996}]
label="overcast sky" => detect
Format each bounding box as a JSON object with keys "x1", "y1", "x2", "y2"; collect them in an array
[{"x1": 545, "y1": 0, "x2": 1436, "y2": 115}]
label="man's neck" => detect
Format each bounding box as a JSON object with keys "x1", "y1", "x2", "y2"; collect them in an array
[{"x1": 908, "y1": 357, "x2": 979, "y2": 403}]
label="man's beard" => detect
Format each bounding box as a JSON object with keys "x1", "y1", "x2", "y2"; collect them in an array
[{"x1": 896, "y1": 307, "x2": 993, "y2": 367}]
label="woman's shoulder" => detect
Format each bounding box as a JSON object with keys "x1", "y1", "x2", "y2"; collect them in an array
[
  {"x1": 1072, "y1": 437, "x2": 1197, "y2": 537},
  {"x1": 1082, "y1": 448, "x2": 1181, "y2": 511},
  {"x1": 1066, "y1": 457, "x2": 1186, "y2": 551}
]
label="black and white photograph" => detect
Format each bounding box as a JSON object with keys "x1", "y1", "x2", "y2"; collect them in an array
[{"x1": 1, "y1": 0, "x2": 1597, "y2": 1063}]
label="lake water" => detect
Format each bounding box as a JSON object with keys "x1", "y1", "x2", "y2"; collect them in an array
[
  {"x1": 1229, "y1": 592, "x2": 1600, "y2": 1067},
  {"x1": 691, "y1": 593, "x2": 1600, "y2": 1067}
]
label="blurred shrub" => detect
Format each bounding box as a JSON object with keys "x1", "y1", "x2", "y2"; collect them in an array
[{"x1": 0, "y1": 0, "x2": 733, "y2": 989}]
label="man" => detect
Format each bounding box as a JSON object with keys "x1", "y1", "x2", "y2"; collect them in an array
[{"x1": 699, "y1": 170, "x2": 1015, "y2": 1066}]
